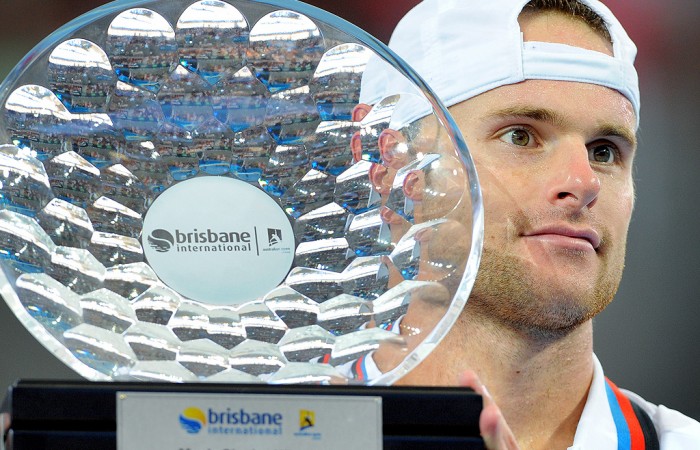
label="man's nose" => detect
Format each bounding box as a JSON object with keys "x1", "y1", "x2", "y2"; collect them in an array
[{"x1": 546, "y1": 146, "x2": 601, "y2": 211}]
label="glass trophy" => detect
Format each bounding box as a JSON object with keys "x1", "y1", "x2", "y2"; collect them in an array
[{"x1": 0, "y1": 0, "x2": 483, "y2": 446}]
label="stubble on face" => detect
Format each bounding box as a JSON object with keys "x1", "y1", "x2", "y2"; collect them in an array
[{"x1": 467, "y1": 206, "x2": 626, "y2": 338}]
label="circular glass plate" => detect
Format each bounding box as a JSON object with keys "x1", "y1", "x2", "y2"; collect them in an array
[{"x1": 0, "y1": 0, "x2": 482, "y2": 385}]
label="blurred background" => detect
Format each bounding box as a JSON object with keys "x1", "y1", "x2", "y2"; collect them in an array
[{"x1": 0, "y1": 0, "x2": 697, "y2": 420}]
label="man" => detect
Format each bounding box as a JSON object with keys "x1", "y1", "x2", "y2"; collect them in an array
[
  {"x1": 364, "y1": 0, "x2": 700, "y2": 449},
  {"x1": 0, "y1": 1, "x2": 696, "y2": 449}
]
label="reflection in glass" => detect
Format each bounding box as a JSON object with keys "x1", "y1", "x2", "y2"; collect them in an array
[
  {"x1": 330, "y1": 327, "x2": 405, "y2": 366},
  {"x1": 48, "y1": 39, "x2": 116, "y2": 112},
  {"x1": 334, "y1": 160, "x2": 378, "y2": 214},
  {"x1": 228, "y1": 340, "x2": 287, "y2": 377},
  {"x1": 311, "y1": 43, "x2": 371, "y2": 121},
  {"x1": 340, "y1": 256, "x2": 388, "y2": 300},
  {"x1": 0, "y1": 211, "x2": 56, "y2": 273},
  {"x1": 317, "y1": 293, "x2": 371, "y2": 336},
  {"x1": 106, "y1": 8, "x2": 178, "y2": 92},
  {"x1": 123, "y1": 321, "x2": 180, "y2": 360},
  {"x1": 176, "y1": 339, "x2": 230, "y2": 377},
  {"x1": 132, "y1": 285, "x2": 182, "y2": 325},
  {"x1": 248, "y1": 10, "x2": 324, "y2": 92},
  {"x1": 80, "y1": 288, "x2": 136, "y2": 333},
  {"x1": 264, "y1": 286, "x2": 319, "y2": 329},
  {"x1": 15, "y1": 273, "x2": 82, "y2": 338},
  {"x1": 63, "y1": 323, "x2": 136, "y2": 376},
  {"x1": 37, "y1": 198, "x2": 94, "y2": 248},
  {"x1": 268, "y1": 362, "x2": 344, "y2": 385},
  {"x1": 278, "y1": 325, "x2": 335, "y2": 362},
  {"x1": 48, "y1": 246, "x2": 105, "y2": 294},
  {"x1": 0, "y1": 145, "x2": 54, "y2": 215},
  {"x1": 294, "y1": 201, "x2": 350, "y2": 244},
  {"x1": 176, "y1": 0, "x2": 249, "y2": 84},
  {"x1": 123, "y1": 361, "x2": 198, "y2": 382}
]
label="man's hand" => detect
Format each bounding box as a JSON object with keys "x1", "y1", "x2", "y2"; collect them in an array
[
  {"x1": 459, "y1": 371, "x2": 520, "y2": 450},
  {"x1": 1, "y1": 411, "x2": 9, "y2": 450}
]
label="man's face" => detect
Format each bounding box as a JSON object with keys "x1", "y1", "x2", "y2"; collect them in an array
[{"x1": 451, "y1": 12, "x2": 638, "y2": 334}]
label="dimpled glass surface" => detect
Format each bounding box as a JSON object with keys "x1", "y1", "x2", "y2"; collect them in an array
[{"x1": 0, "y1": 0, "x2": 481, "y2": 385}]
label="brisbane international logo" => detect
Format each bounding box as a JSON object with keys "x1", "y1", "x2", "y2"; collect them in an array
[
  {"x1": 147, "y1": 229, "x2": 174, "y2": 252},
  {"x1": 146, "y1": 227, "x2": 255, "y2": 254},
  {"x1": 179, "y1": 407, "x2": 206, "y2": 434},
  {"x1": 179, "y1": 405, "x2": 284, "y2": 436}
]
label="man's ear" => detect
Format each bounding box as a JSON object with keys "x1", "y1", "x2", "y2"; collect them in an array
[
  {"x1": 378, "y1": 129, "x2": 407, "y2": 168},
  {"x1": 352, "y1": 103, "x2": 372, "y2": 122},
  {"x1": 368, "y1": 163, "x2": 390, "y2": 194},
  {"x1": 351, "y1": 131, "x2": 363, "y2": 162},
  {"x1": 403, "y1": 170, "x2": 424, "y2": 201}
]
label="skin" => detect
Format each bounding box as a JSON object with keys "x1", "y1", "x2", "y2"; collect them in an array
[
  {"x1": 1, "y1": 411, "x2": 8, "y2": 448},
  {"x1": 395, "y1": 11, "x2": 637, "y2": 450}
]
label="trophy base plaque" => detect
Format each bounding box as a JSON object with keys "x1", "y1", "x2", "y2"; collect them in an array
[{"x1": 3, "y1": 380, "x2": 484, "y2": 450}]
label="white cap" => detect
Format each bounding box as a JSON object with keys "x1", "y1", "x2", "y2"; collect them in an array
[{"x1": 363, "y1": 0, "x2": 639, "y2": 127}]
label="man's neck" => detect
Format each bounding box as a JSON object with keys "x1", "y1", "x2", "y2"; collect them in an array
[{"x1": 397, "y1": 306, "x2": 595, "y2": 450}]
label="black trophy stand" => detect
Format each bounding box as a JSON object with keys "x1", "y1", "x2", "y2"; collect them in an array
[{"x1": 3, "y1": 380, "x2": 483, "y2": 449}]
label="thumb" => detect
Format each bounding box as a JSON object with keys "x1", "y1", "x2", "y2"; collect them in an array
[{"x1": 459, "y1": 371, "x2": 520, "y2": 450}]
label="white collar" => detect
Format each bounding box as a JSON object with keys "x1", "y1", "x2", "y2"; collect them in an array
[{"x1": 569, "y1": 354, "x2": 618, "y2": 450}]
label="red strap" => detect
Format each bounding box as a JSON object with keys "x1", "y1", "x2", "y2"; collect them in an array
[{"x1": 606, "y1": 377, "x2": 646, "y2": 450}]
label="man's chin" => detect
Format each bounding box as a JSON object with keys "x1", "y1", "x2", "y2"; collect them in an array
[
  {"x1": 466, "y1": 292, "x2": 606, "y2": 337},
  {"x1": 465, "y1": 250, "x2": 620, "y2": 335}
]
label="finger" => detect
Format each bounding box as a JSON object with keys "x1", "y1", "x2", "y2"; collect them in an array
[
  {"x1": 1, "y1": 412, "x2": 9, "y2": 450},
  {"x1": 458, "y1": 371, "x2": 520, "y2": 450},
  {"x1": 480, "y1": 403, "x2": 520, "y2": 449},
  {"x1": 458, "y1": 370, "x2": 493, "y2": 404}
]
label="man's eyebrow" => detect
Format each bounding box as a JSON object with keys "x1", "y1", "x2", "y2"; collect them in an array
[
  {"x1": 484, "y1": 106, "x2": 637, "y2": 149},
  {"x1": 485, "y1": 106, "x2": 566, "y2": 126},
  {"x1": 596, "y1": 123, "x2": 637, "y2": 150}
]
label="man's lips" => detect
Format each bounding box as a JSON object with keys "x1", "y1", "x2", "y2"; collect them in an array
[{"x1": 523, "y1": 226, "x2": 601, "y2": 250}]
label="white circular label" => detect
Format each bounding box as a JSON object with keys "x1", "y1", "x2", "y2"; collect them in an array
[{"x1": 142, "y1": 177, "x2": 295, "y2": 305}]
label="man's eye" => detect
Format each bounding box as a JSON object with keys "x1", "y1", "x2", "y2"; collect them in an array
[
  {"x1": 499, "y1": 129, "x2": 534, "y2": 146},
  {"x1": 589, "y1": 144, "x2": 616, "y2": 164}
]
